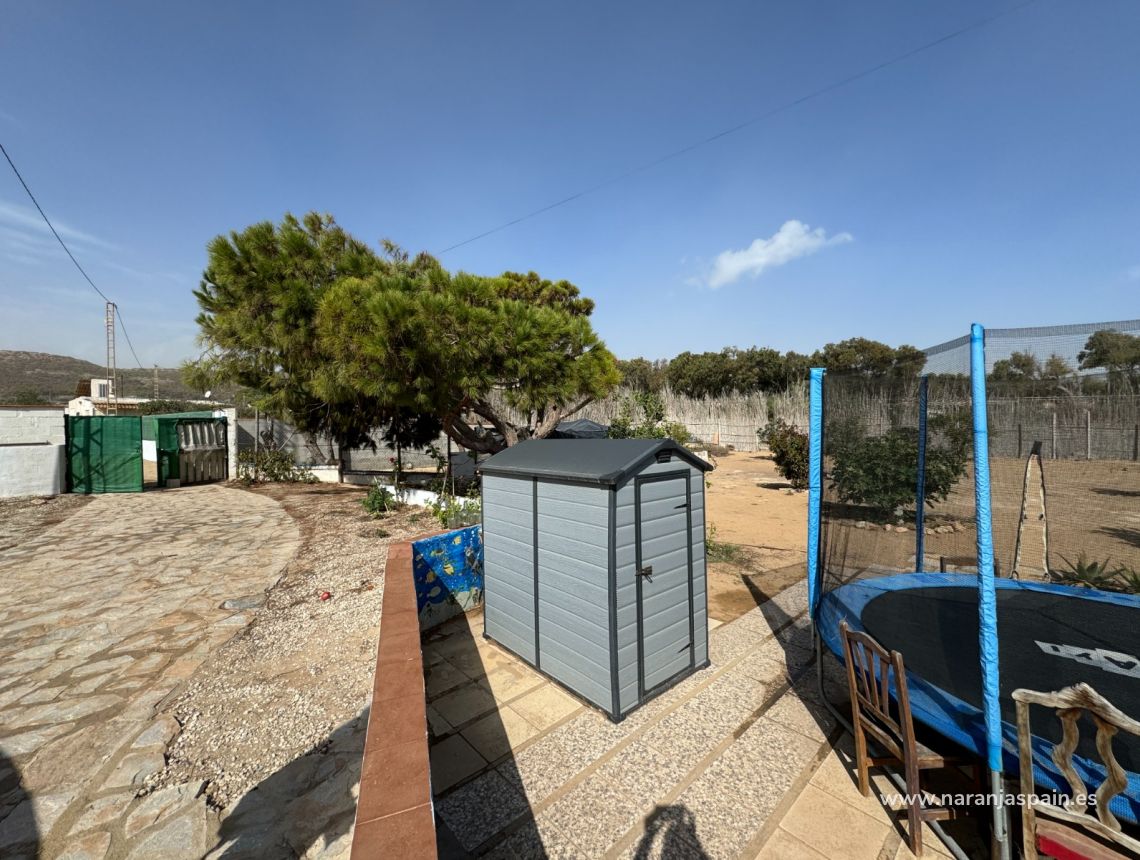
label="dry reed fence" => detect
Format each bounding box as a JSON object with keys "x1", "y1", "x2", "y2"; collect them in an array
[
  {"x1": 488, "y1": 385, "x2": 810, "y2": 451},
  {"x1": 819, "y1": 378, "x2": 1140, "y2": 461}
]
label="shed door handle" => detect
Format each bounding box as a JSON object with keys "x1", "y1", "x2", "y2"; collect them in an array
[{"x1": 637, "y1": 565, "x2": 653, "y2": 581}]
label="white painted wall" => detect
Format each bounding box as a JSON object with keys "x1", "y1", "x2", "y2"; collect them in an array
[
  {"x1": 212, "y1": 408, "x2": 238, "y2": 480},
  {"x1": 340, "y1": 474, "x2": 441, "y2": 507},
  {"x1": 0, "y1": 408, "x2": 65, "y2": 445},
  {"x1": 0, "y1": 444, "x2": 65, "y2": 497}
]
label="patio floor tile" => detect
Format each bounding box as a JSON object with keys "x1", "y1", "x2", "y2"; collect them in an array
[
  {"x1": 429, "y1": 734, "x2": 487, "y2": 795},
  {"x1": 779, "y1": 783, "x2": 892, "y2": 859},
  {"x1": 460, "y1": 705, "x2": 541, "y2": 762},
  {"x1": 509, "y1": 684, "x2": 582, "y2": 730}
]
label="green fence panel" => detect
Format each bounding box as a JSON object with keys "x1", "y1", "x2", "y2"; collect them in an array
[{"x1": 67, "y1": 416, "x2": 144, "y2": 494}]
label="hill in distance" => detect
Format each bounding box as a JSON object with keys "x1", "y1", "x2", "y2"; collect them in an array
[{"x1": 0, "y1": 350, "x2": 208, "y2": 403}]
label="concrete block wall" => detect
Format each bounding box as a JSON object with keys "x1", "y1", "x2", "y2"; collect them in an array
[{"x1": 0, "y1": 407, "x2": 65, "y2": 445}]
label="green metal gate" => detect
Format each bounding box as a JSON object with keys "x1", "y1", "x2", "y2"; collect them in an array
[
  {"x1": 153, "y1": 416, "x2": 227, "y2": 486},
  {"x1": 66, "y1": 415, "x2": 144, "y2": 494}
]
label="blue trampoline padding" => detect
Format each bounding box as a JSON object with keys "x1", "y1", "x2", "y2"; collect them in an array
[{"x1": 819, "y1": 573, "x2": 1140, "y2": 824}]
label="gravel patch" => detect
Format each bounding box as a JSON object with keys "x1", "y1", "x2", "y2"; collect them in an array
[
  {"x1": 0, "y1": 493, "x2": 92, "y2": 551},
  {"x1": 149, "y1": 483, "x2": 434, "y2": 808}
]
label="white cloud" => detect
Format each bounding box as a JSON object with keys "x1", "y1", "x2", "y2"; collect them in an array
[
  {"x1": 0, "y1": 199, "x2": 117, "y2": 259},
  {"x1": 706, "y1": 219, "x2": 852, "y2": 288}
]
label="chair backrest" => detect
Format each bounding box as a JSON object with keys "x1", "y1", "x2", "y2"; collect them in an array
[
  {"x1": 840, "y1": 620, "x2": 916, "y2": 761},
  {"x1": 1012, "y1": 682, "x2": 1140, "y2": 858}
]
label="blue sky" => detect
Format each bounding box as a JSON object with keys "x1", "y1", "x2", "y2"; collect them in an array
[{"x1": 1, "y1": 1, "x2": 1137, "y2": 368}]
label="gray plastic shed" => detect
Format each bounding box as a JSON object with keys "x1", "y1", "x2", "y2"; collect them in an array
[{"x1": 479, "y1": 438, "x2": 713, "y2": 721}]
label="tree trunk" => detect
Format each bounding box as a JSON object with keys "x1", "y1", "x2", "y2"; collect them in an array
[{"x1": 303, "y1": 434, "x2": 330, "y2": 464}]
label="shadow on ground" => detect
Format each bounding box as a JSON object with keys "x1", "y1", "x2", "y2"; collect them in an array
[
  {"x1": 427, "y1": 618, "x2": 539, "y2": 859},
  {"x1": 213, "y1": 712, "x2": 365, "y2": 858},
  {"x1": 741, "y1": 573, "x2": 992, "y2": 858},
  {"x1": 631, "y1": 804, "x2": 710, "y2": 859},
  {"x1": 0, "y1": 747, "x2": 37, "y2": 859}
]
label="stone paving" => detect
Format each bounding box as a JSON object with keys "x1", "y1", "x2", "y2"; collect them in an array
[
  {"x1": 428, "y1": 580, "x2": 976, "y2": 858},
  {"x1": 0, "y1": 486, "x2": 300, "y2": 859}
]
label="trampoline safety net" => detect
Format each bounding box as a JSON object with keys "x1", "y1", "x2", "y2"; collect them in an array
[{"x1": 813, "y1": 318, "x2": 1140, "y2": 825}]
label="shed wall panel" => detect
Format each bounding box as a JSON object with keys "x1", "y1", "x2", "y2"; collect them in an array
[
  {"x1": 483, "y1": 475, "x2": 536, "y2": 663},
  {"x1": 535, "y1": 481, "x2": 611, "y2": 709}
]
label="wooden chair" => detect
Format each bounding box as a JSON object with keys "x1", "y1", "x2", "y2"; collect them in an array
[
  {"x1": 839, "y1": 620, "x2": 981, "y2": 857},
  {"x1": 1013, "y1": 683, "x2": 1140, "y2": 859}
]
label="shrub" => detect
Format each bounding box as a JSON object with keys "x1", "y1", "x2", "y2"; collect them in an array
[
  {"x1": 428, "y1": 492, "x2": 482, "y2": 528},
  {"x1": 758, "y1": 419, "x2": 809, "y2": 490},
  {"x1": 829, "y1": 409, "x2": 970, "y2": 520},
  {"x1": 237, "y1": 449, "x2": 317, "y2": 484},
  {"x1": 362, "y1": 481, "x2": 399, "y2": 517},
  {"x1": 607, "y1": 391, "x2": 691, "y2": 444}
]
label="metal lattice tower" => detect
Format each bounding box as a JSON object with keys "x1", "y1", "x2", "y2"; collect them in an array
[{"x1": 105, "y1": 301, "x2": 117, "y2": 415}]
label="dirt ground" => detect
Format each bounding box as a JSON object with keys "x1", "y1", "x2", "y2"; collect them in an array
[
  {"x1": 0, "y1": 493, "x2": 92, "y2": 552},
  {"x1": 703, "y1": 450, "x2": 809, "y2": 621},
  {"x1": 819, "y1": 456, "x2": 1140, "y2": 584}
]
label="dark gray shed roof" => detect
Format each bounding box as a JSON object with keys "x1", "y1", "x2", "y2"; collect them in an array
[{"x1": 479, "y1": 438, "x2": 712, "y2": 486}]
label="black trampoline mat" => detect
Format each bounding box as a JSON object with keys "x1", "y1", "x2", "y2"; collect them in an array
[{"x1": 861, "y1": 586, "x2": 1140, "y2": 774}]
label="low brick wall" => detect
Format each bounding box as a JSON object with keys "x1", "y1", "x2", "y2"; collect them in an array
[{"x1": 350, "y1": 541, "x2": 437, "y2": 858}]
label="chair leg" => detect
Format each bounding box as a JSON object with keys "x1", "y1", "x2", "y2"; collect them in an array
[
  {"x1": 853, "y1": 721, "x2": 870, "y2": 797},
  {"x1": 904, "y1": 759, "x2": 923, "y2": 858}
]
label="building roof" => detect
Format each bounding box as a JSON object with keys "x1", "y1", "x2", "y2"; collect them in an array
[{"x1": 479, "y1": 438, "x2": 712, "y2": 486}]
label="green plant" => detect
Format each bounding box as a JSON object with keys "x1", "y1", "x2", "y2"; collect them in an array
[
  {"x1": 607, "y1": 392, "x2": 690, "y2": 444},
  {"x1": 236, "y1": 449, "x2": 317, "y2": 484},
  {"x1": 829, "y1": 409, "x2": 970, "y2": 520},
  {"x1": 362, "y1": 481, "x2": 399, "y2": 518},
  {"x1": 1112, "y1": 565, "x2": 1140, "y2": 594},
  {"x1": 706, "y1": 524, "x2": 744, "y2": 564},
  {"x1": 428, "y1": 492, "x2": 481, "y2": 528},
  {"x1": 1050, "y1": 554, "x2": 1120, "y2": 590},
  {"x1": 758, "y1": 419, "x2": 808, "y2": 489}
]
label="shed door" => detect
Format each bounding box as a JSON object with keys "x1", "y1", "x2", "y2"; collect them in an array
[{"x1": 636, "y1": 473, "x2": 694, "y2": 696}]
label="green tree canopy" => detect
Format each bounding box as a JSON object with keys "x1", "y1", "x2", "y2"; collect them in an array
[
  {"x1": 1079, "y1": 330, "x2": 1140, "y2": 381},
  {"x1": 812, "y1": 338, "x2": 925, "y2": 377},
  {"x1": 616, "y1": 357, "x2": 667, "y2": 392},
  {"x1": 990, "y1": 351, "x2": 1041, "y2": 382},
  {"x1": 315, "y1": 266, "x2": 620, "y2": 452},
  {"x1": 186, "y1": 213, "x2": 440, "y2": 466}
]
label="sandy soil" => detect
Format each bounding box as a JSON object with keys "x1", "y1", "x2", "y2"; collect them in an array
[
  {"x1": 820, "y1": 456, "x2": 1140, "y2": 585},
  {"x1": 703, "y1": 450, "x2": 809, "y2": 621},
  {"x1": 0, "y1": 493, "x2": 92, "y2": 552}
]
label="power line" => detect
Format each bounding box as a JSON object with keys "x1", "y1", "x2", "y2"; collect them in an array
[
  {"x1": 115, "y1": 306, "x2": 144, "y2": 369},
  {"x1": 438, "y1": 0, "x2": 1042, "y2": 254},
  {"x1": 0, "y1": 140, "x2": 145, "y2": 369}
]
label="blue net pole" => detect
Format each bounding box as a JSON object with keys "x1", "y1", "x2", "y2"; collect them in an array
[
  {"x1": 914, "y1": 376, "x2": 928, "y2": 573},
  {"x1": 807, "y1": 368, "x2": 825, "y2": 620},
  {"x1": 970, "y1": 323, "x2": 1010, "y2": 857}
]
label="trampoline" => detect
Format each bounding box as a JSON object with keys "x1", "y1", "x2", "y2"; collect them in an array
[
  {"x1": 818, "y1": 572, "x2": 1140, "y2": 824},
  {"x1": 806, "y1": 321, "x2": 1140, "y2": 851}
]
